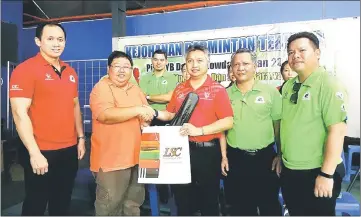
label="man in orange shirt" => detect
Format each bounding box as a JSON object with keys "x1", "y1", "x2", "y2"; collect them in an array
[
  {"x1": 9, "y1": 23, "x2": 85, "y2": 215},
  {"x1": 89, "y1": 51, "x2": 155, "y2": 216},
  {"x1": 153, "y1": 45, "x2": 234, "y2": 215}
]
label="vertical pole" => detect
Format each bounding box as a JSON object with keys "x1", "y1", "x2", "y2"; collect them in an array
[{"x1": 111, "y1": 1, "x2": 126, "y2": 51}]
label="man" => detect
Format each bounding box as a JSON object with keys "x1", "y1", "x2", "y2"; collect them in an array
[
  {"x1": 9, "y1": 23, "x2": 85, "y2": 215},
  {"x1": 152, "y1": 45, "x2": 234, "y2": 215},
  {"x1": 98, "y1": 70, "x2": 138, "y2": 85},
  {"x1": 224, "y1": 48, "x2": 282, "y2": 216},
  {"x1": 89, "y1": 51, "x2": 154, "y2": 216},
  {"x1": 139, "y1": 49, "x2": 178, "y2": 203},
  {"x1": 280, "y1": 32, "x2": 348, "y2": 216},
  {"x1": 277, "y1": 60, "x2": 297, "y2": 93},
  {"x1": 140, "y1": 49, "x2": 178, "y2": 126}
]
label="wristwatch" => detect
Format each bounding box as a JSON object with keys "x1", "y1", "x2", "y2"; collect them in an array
[
  {"x1": 78, "y1": 136, "x2": 86, "y2": 142},
  {"x1": 154, "y1": 109, "x2": 159, "y2": 118}
]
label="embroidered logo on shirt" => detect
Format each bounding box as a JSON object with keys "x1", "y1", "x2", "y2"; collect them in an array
[
  {"x1": 69, "y1": 75, "x2": 76, "y2": 83},
  {"x1": 302, "y1": 92, "x2": 311, "y2": 100},
  {"x1": 10, "y1": 84, "x2": 22, "y2": 91},
  {"x1": 255, "y1": 96, "x2": 265, "y2": 104},
  {"x1": 162, "y1": 80, "x2": 168, "y2": 85},
  {"x1": 45, "y1": 73, "x2": 54, "y2": 81},
  {"x1": 204, "y1": 92, "x2": 210, "y2": 99},
  {"x1": 341, "y1": 104, "x2": 346, "y2": 112},
  {"x1": 178, "y1": 93, "x2": 185, "y2": 100},
  {"x1": 335, "y1": 92, "x2": 344, "y2": 100}
]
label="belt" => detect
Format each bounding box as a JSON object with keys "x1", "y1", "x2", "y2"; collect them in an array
[
  {"x1": 239, "y1": 142, "x2": 274, "y2": 156},
  {"x1": 189, "y1": 139, "x2": 219, "y2": 148}
]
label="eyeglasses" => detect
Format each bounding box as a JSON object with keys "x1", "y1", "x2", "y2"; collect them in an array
[
  {"x1": 290, "y1": 83, "x2": 301, "y2": 104},
  {"x1": 111, "y1": 65, "x2": 133, "y2": 72}
]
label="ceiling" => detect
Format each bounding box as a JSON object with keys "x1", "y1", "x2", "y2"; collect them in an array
[{"x1": 23, "y1": 0, "x2": 208, "y2": 25}]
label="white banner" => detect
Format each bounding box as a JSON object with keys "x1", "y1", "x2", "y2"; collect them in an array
[
  {"x1": 116, "y1": 16, "x2": 360, "y2": 137},
  {"x1": 138, "y1": 126, "x2": 191, "y2": 184}
]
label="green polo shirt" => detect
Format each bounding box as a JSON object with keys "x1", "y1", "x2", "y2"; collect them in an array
[
  {"x1": 281, "y1": 67, "x2": 348, "y2": 170},
  {"x1": 139, "y1": 71, "x2": 177, "y2": 110},
  {"x1": 226, "y1": 81, "x2": 282, "y2": 150}
]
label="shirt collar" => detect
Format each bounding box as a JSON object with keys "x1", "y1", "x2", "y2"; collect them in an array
[
  {"x1": 151, "y1": 70, "x2": 172, "y2": 78},
  {"x1": 231, "y1": 79, "x2": 262, "y2": 93},
  {"x1": 292, "y1": 66, "x2": 325, "y2": 87},
  {"x1": 35, "y1": 52, "x2": 67, "y2": 67},
  {"x1": 184, "y1": 75, "x2": 213, "y2": 88}
]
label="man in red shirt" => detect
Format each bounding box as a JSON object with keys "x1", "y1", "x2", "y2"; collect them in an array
[
  {"x1": 153, "y1": 45, "x2": 234, "y2": 215},
  {"x1": 9, "y1": 23, "x2": 85, "y2": 215}
]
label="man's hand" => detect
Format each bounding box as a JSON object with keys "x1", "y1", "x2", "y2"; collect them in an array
[
  {"x1": 271, "y1": 155, "x2": 282, "y2": 177},
  {"x1": 137, "y1": 105, "x2": 155, "y2": 121},
  {"x1": 77, "y1": 138, "x2": 86, "y2": 160},
  {"x1": 30, "y1": 152, "x2": 49, "y2": 175},
  {"x1": 140, "y1": 120, "x2": 150, "y2": 130},
  {"x1": 180, "y1": 123, "x2": 202, "y2": 136},
  {"x1": 314, "y1": 175, "x2": 334, "y2": 198},
  {"x1": 221, "y1": 157, "x2": 229, "y2": 176}
]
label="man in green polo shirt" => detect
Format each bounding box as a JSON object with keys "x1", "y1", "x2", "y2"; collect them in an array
[
  {"x1": 139, "y1": 49, "x2": 177, "y2": 203},
  {"x1": 224, "y1": 48, "x2": 282, "y2": 216},
  {"x1": 280, "y1": 32, "x2": 348, "y2": 216},
  {"x1": 140, "y1": 49, "x2": 177, "y2": 126}
]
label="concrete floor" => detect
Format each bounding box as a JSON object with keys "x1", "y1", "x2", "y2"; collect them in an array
[
  {"x1": 1, "y1": 167, "x2": 173, "y2": 216},
  {"x1": 1, "y1": 167, "x2": 360, "y2": 216}
]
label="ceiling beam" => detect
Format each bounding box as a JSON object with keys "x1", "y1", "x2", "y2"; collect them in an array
[{"x1": 31, "y1": 0, "x2": 50, "y2": 19}]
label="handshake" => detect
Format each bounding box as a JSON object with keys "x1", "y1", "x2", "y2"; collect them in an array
[{"x1": 137, "y1": 104, "x2": 157, "y2": 122}]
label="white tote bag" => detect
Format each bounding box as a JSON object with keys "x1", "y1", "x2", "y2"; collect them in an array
[{"x1": 138, "y1": 126, "x2": 191, "y2": 184}]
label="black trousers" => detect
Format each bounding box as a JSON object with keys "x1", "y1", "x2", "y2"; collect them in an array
[
  {"x1": 19, "y1": 145, "x2": 78, "y2": 216},
  {"x1": 172, "y1": 140, "x2": 221, "y2": 216},
  {"x1": 224, "y1": 144, "x2": 281, "y2": 216},
  {"x1": 280, "y1": 164, "x2": 343, "y2": 216}
]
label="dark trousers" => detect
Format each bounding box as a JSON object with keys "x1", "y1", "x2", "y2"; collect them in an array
[
  {"x1": 224, "y1": 144, "x2": 281, "y2": 216},
  {"x1": 19, "y1": 145, "x2": 78, "y2": 216},
  {"x1": 172, "y1": 140, "x2": 221, "y2": 216},
  {"x1": 280, "y1": 164, "x2": 343, "y2": 216}
]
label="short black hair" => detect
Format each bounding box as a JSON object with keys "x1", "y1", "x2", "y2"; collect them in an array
[
  {"x1": 280, "y1": 60, "x2": 289, "y2": 73},
  {"x1": 152, "y1": 49, "x2": 167, "y2": 59},
  {"x1": 107, "y1": 51, "x2": 133, "y2": 67},
  {"x1": 36, "y1": 23, "x2": 67, "y2": 40},
  {"x1": 287, "y1": 31, "x2": 319, "y2": 50},
  {"x1": 185, "y1": 44, "x2": 210, "y2": 61},
  {"x1": 181, "y1": 63, "x2": 186, "y2": 70},
  {"x1": 231, "y1": 48, "x2": 257, "y2": 65}
]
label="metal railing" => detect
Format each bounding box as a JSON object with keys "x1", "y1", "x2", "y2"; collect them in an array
[
  {"x1": 65, "y1": 59, "x2": 108, "y2": 133},
  {"x1": 6, "y1": 61, "x2": 18, "y2": 137}
]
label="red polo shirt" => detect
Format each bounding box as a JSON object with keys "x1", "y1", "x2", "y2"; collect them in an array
[
  {"x1": 167, "y1": 75, "x2": 233, "y2": 142},
  {"x1": 9, "y1": 53, "x2": 78, "y2": 150}
]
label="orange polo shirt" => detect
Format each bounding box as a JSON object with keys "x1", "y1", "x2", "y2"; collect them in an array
[
  {"x1": 89, "y1": 78, "x2": 148, "y2": 172},
  {"x1": 166, "y1": 75, "x2": 233, "y2": 142},
  {"x1": 9, "y1": 53, "x2": 78, "y2": 150}
]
